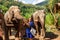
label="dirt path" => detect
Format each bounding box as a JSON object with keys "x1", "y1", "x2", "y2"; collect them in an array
[
  {"x1": 52, "y1": 30, "x2": 60, "y2": 40},
  {"x1": 52, "y1": 36, "x2": 60, "y2": 40},
  {"x1": 2, "y1": 28, "x2": 60, "y2": 40}
]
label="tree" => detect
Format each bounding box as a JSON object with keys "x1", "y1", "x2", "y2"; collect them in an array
[{"x1": 45, "y1": 0, "x2": 60, "y2": 26}]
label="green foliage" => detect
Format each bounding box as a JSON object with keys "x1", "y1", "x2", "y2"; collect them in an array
[
  {"x1": 24, "y1": 13, "x2": 31, "y2": 19},
  {"x1": 45, "y1": 25, "x2": 51, "y2": 32},
  {"x1": 0, "y1": 5, "x2": 8, "y2": 13},
  {"x1": 57, "y1": 16, "x2": 60, "y2": 26},
  {"x1": 45, "y1": 13, "x2": 54, "y2": 25},
  {"x1": 0, "y1": 0, "x2": 39, "y2": 18}
]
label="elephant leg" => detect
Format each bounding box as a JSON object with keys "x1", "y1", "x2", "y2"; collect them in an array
[
  {"x1": 39, "y1": 23, "x2": 45, "y2": 40},
  {"x1": 9, "y1": 28, "x2": 11, "y2": 36},
  {"x1": 39, "y1": 28, "x2": 45, "y2": 40},
  {"x1": 4, "y1": 27, "x2": 9, "y2": 40},
  {"x1": 34, "y1": 21, "x2": 39, "y2": 39},
  {"x1": 39, "y1": 21, "x2": 45, "y2": 37},
  {"x1": 15, "y1": 30, "x2": 19, "y2": 37},
  {"x1": 38, "y1": 20, "x2": 45, "y2": 40},
  {"x1": 15, "y1": 28, "x2": 20, "y2": 40},
  {"x1": 34, "y1": 22, "x2": 39, "y2": 34},
  {"x1": 40, "y1": 28, "x2": 45, "y2": 37}
]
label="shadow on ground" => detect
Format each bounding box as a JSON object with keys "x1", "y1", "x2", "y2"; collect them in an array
[{"x1": 45, "y1": 32, "x2": 58, "y2": 39}]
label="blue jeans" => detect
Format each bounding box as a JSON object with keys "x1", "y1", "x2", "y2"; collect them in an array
[{"x1": 26, "y1": 28, "x2": 33, "y2": 38}]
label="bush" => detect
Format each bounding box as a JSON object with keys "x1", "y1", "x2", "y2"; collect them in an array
[
  {"x1": 57, "y1": 16, "x2": 60, "y2": 26},
  {"x1": 45, "y1": 13, "x2": 54, "y2": 25},
  {"x1": 45, "y1": 25, "x2": 51, "y2": 32},
  {"x1": 0, "y1": 5, "x2": 8, "y2": 14}
]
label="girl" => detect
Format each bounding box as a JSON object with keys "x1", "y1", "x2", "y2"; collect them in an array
[{"x1": 26, "y1": 16, "x2": 35, "y2": 40}]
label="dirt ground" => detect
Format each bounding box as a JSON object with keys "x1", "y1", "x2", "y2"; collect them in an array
[
  {"x1": 45, "y1": 29, "x2": 60, "y2": 40},
  {"x1": 51, "y1": 30, "x2": 60, "y2": 40},
  {"x1": 1, "y1": 28, "x2": 60, "y2": 40}
]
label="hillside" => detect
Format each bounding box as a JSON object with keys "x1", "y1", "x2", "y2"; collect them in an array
[{"x1": 36, "y1": 1, "x2": 48, "y2": 6}]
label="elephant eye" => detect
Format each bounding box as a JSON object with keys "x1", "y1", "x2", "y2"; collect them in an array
[{"x1": 12, "y1": 11, "x2": 14, "y2": 13}]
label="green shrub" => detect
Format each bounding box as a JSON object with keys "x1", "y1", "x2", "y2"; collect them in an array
[
  {"x1": 57, "y1": 16, "x2": 60, "y2": 26},
  {"x1": 45, "y1": 25, "x2": 51, "y2": 32},
  {"x1": 45, "y1": 13, "x2": 54, "y2": 25},
  {"x1": 0, "y1": 5, "x2": 8, "y2": 14}
]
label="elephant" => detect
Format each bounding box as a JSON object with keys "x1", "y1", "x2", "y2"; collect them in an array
[
  {"x1": 32, "y1": 10, "x2": 46, "y2": 39},
  {"x1": 4, "y1": 6, "x2": 24, "y2": 40},
  {"x1": 4, "y1": 6, "x2": 22, "y2": 24}
]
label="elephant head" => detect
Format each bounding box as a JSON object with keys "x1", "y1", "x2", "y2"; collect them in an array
[
  {"x1": 9, "y1": 6, "x2": 23, "y2": 21},
  {"x1": 4, "y1": 6, "x2": 23, "y2": 25}
]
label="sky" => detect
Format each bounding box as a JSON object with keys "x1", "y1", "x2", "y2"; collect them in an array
[{"x1": 19, "y1": 0, "x2": 45, "y2": 5}]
